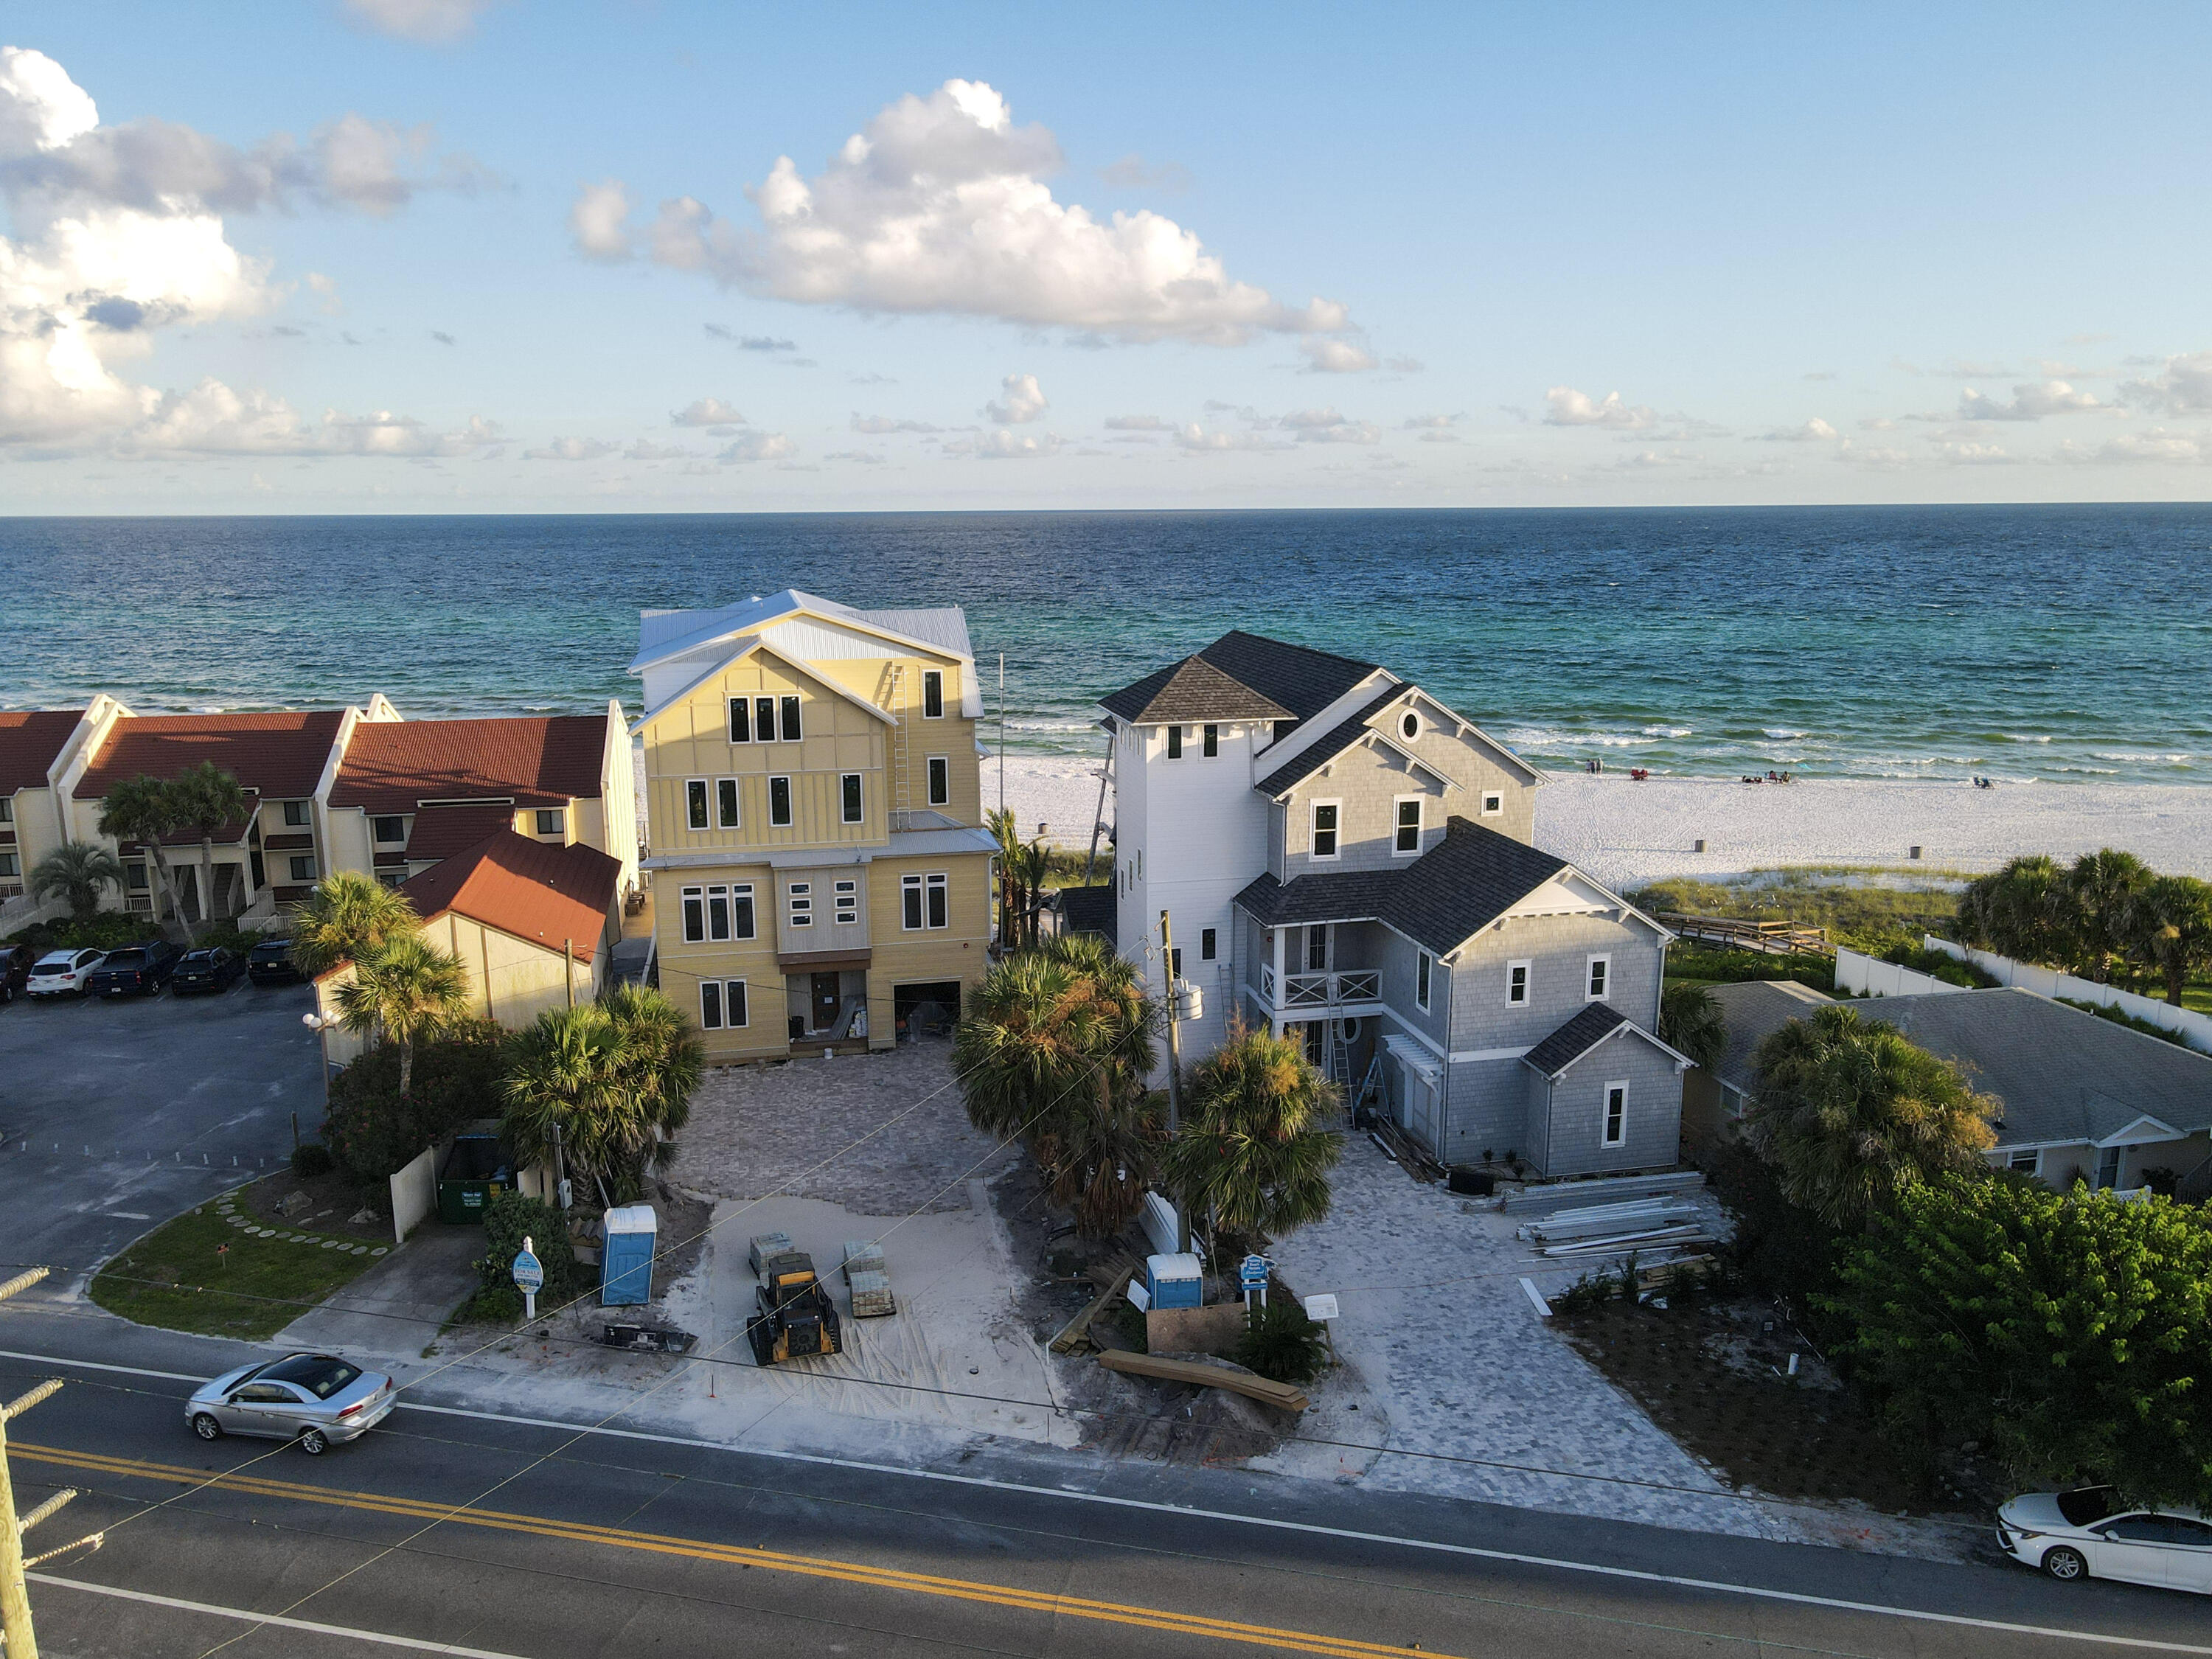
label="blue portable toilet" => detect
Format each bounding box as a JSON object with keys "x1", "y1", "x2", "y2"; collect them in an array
[
  {"x1": 599, "y1": 1205, "x2": 658, "y2": 1306},
  {"x1": 1144, "y1": 1252, "x2": 1203, "y2": 1310}
]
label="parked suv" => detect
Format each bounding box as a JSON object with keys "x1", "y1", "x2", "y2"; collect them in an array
[
  {"x1": 86, "y1": 940, "x2": 183, "y2": 997},
  {"x1": 0, "y1": 943, "x2": 32, "y2": 1004},
  {"x1": 28, "y1": 948, "x2": 105, "y2": 998},
  {"x1": 172, "y1": 947, "x2": 246, "y2": 995},
  {"x1": 247, "y1": 938, "x2": 302, "y2": 985}
]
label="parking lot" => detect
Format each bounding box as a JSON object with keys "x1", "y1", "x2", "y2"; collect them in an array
[{"x1": 0, "y1": 972, "x2": 326, "y2": 1290}]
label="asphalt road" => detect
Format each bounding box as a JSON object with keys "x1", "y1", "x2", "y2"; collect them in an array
[
  {"x1": 0, "y1": 975, "x2": 324, "y2": 1287},
  {"x1": 2, "y1": 1319, "x2": 2208, "y2": 1659}
]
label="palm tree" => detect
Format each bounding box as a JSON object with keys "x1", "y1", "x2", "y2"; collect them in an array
[
  {"x1": 288, "y1": 872, "x2": 420, "y2": 977},
  {"x1": 97, "y1": 774, "x2": 189, "y2": 942},
  {"x1": 1162, "y1": 1019, "x2": 1343, "y2": 1239},
  {"x1": 1956, "y1": 854, "x2": 2080, "y2": 969},
  {"x1": 332, "y1": 933, "x2": 471, "y2": 1099},
  {"x1": 2127, "y1": 874, "x2": 2212, "y2": 1006},
  {"x1": 2069, "y1": 848, "x2": 2151, "y2": 983},
  {"x1": 1659, "y1": 982, "x2": 1727, "y2": 1071},
  {"x1": 954, "y1": 931, "x2": 1162, "y2": 1237},
  {"x1": 1008, "y1": 836, "x2": 1054, "y2": 950},
  {"x1": 170, "y1": 761, "x2": 251, "y2": 928},
  {"x1": 499, "y1": 986, "x2": 705, "y2": 1203},
  {"x1": 29, "y1": 841, "x2": 125, "y2": 924},
  {"x1": 1745, "y1": 1003, "x2": 1998, "y2": 1228}
]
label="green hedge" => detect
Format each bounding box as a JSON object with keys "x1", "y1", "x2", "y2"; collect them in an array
[{"x1": 323, "y1": 1018, "x2": 510, "y2": 1191}]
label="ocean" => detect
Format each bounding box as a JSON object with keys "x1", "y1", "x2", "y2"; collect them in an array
[{"x1": 5, "y1": 505, "x2": 2208, "y2": 785}]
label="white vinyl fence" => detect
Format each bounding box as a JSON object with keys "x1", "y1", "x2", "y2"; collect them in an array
[
  {"x1": 1924, "y1": 935, "x2": 2212, "y2": 1057},
  {"x1": 1834, "y1": 947, "x2": 1969, "y2": 1000}
]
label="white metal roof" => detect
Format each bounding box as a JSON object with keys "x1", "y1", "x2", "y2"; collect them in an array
[{"x1": 632, "y1": 590, "x2": 973, "y2": 674}]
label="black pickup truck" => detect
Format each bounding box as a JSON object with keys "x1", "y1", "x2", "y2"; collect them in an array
[{"x1": 86, "y1": 939, "x2": 183, "y2": 997}]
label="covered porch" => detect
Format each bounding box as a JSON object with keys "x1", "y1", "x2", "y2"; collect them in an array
[{"x1": 779, "y1": 948, "x2": 871, "y2": 1048}]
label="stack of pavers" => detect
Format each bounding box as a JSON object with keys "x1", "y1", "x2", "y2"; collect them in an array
[
  {"x1": 748, "y1": 1231, "x2": 795, "y2": 1273},
  {"x1": 842, "y1": 1238, "x2": 895, "y2": 1318}
]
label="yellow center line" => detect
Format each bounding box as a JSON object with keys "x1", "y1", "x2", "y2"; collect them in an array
[{"x1": 14, "y1": 1443, "x2": 1459, "y2": 1659}]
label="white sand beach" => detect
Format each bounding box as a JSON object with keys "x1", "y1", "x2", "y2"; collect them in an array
[{"x1": 984, "y1": 755, "x2": 2212, "y2": 887}]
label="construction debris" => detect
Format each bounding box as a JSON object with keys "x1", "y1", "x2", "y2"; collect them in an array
[
  {"x1": 1094, "y1": 1348, "x2": 1310, "y2": 1413},
  {"x1": 1049, "y1": 1255, "x2": 1139, "y2": 1354}
]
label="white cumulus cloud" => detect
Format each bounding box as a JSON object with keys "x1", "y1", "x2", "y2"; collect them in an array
[
  {"x1": 1544, "y1": 386, "x2": 1659, "y2": 430},
  {"x1": 1300, "y1": 338, "x2": 1377, "y2": 373},
  {"x1": 577, "y1": 80, "x2": 1351, "y2": 347},
  {"x1": 569, "y1": 178, "x2": 632, "y2": 260},
  {"x1": 671, "y1": 397, "x2": 746, "y2": 427},
  {"x1": 524, "y1": 436, "x2": 618, "y2": 462},
  {"x1": 1956, "y1": 380, "x2": 2106, "y2": 422},
  {"x1": 1175, "y1": 422, "x2": 1284, "y2": 453},
  {"x1": 2119, "y1": 352, "x2": 2212, "y2": 416},
  {"x1": 1753, "y1": 417, "x2": 1840, "y2": 442},
  {"x1": 950, "y1": 428, "x2": 1062, "y2": 460},
  {"x1": 850, "y1": 413, "x2": 939, "y2": 434},
  {"x1": 717, "y1": 431, "x2": 795, "y2": 463},
  {"x1": 985, "y1": 372, "x2": 1047, "y2": 424},
  {"x1": 1103, "y1": 414, "x2": 1168, "y2": 431}
]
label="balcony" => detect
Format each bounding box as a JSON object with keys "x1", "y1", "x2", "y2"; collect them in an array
[{"x1": 1257, "y1": 965, "x2": 1382, "y2": 1009}]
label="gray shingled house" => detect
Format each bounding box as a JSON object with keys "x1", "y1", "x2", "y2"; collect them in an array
[
  {"x1": 1099, "y1": 630, "x2": 1690, "y2": 1179},
  {"x1": 1688, "y1": 981, "x2": 2212, "y2": 1197}
]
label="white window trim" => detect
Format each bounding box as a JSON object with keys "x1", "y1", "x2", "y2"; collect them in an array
[
  {"x1": 1200, "y1": 926, "x2": 1217, "y2": 961},
  {"x1": 1309, "y1": 797, "x2": 1343, "y2": 861},
  {"x1": 1602, "y1": 1079, "x2": 1630, "y2": 1147},
  {"x1": 725, "y1": 978, "x2": 748, "y2": 1029},
  {"x1": 1391, "y1": 794, "x2": 1423, "y2": 858},
  {"x1": 901, "y1": 873, "x2": 925, "y2": 931},
  {"x1": 1506, "y1": 959, "x2": 1531, "y2": 1006},
  {"x1": 779, "y1": 694, "x2": 803, "y2": 742},
  {"x1": 925, "y1": 871, "x2": 950, "y2": 930},
  {"x1": 715, "y1": 777, "x2": 740, "y2": 830},
  {"x1": 706, "y1": 883, "x2": 733, "y2": 943},
  {"x1": 681, "y1": 884, "x2": 704, "y2": 943},
  {"x1": 685, "y1": 778, "x2": 710, "y2": 832},
  {"x1": 840, "y1": 772, "x2": 864, "y2": 825},
  {"x1": 1165, "y1": 724, "x2": 1184, "y2": 760},
  {"x1": 729, "y1": 882, "x2": 756, "y2": 940},
  {"x1": 727, "y1": 697, "x2": 751, "y2": 743},
  {"x1": 1399, "y1": 709, "x2": 1422, "y2": 742},
  {"x1": 1481, "y1": 791, "x2": 1505, "y2": 818},
  {"x1": 288, "y1": 854, "x2": 318, "y2": 883},
  {"x1": 921, "y1": 669, "x2": 945, "y2": 719},
  {"x1": 1202, "y1": 723, "x2": 1219, "y2": 758},
  {"x1": 754, "y1": 695, "x2": 777, "y2": 743},
  {"x1": 1585, "y1": 953, "x2": 1612, "y2": 1002},
  {"x1": 926, "y1": 754, "x2": 950, "y2": 806},
  {"x1": 2008, "y1": 1148, "x2": 2042, "y2": 1175},
  {"x1": 768, "y1": 774, "x2": 793, "y2": 828},
  {"x1": 1416, "y1": 950, "x2": 1433, "y2": 1011}
]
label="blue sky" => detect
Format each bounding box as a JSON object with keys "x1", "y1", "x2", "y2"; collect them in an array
[{"x1": 6, "y1": 1, "x2": 2211, "y2": 512}]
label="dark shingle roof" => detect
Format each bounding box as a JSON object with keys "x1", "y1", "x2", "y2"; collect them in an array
[
  {"x1": 0, "y1": 709, "x2": 83, "y2": 795},
  {"x1": 1705, "y1": 980, "x2": 1835, "y2": 1094},
  {"x1": 1523, "y1": 1004, "x2": 1630, "y2": 1078},
  {"x1": 1256, "y1": 686, "x2": 1406, "y2": 796},
  {"x1": 1055, "y1": 885, "x2": 1118, "y2": 945},
  {"x1": 1233, "y1": 818, "x2": 1571, "y2": 955},
  {"x1": 1099, "y1": 630, "x2": 1379, "y2": 726}
]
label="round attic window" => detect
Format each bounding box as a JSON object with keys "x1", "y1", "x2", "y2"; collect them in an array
[{"x1": 1400, "y1": 710, "x2": 1421, "y2": 741}]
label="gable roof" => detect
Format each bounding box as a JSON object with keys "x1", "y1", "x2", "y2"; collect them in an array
[
  {"x1": 1233, "y1": 867, "x2": 1401, "y2": 931},
  {"x1": 1523, "y1": 1003, "x2": 1690, "y2": 1079},
  {"x1": 0, "y1": 709, "x2": 83, "y2": 794},
  {"x1": 398, "y1": 830, "x2": 622, "y2": 964},
  {"x1": 1099, "y1": 630, "x2": 1380, "y2": 726},
  {"x1": 631, "y1": 589, "x2": 973, "y2": 674},
  {"x1": 77, "y1": 711, "x2": 347, "y2": 800},
  {"x1": 1255, "y1": 686, "x2": 1411, "y2": 796},
  {"x1": 404, "y1": 804, "x2": 520, "y2": 860},
  {"x1": 1704, "y1": 979, "x2": 1836, "y2": 1094},
  {"x1": 332, "y1": 716, "x2": 607, "y2": 812}
]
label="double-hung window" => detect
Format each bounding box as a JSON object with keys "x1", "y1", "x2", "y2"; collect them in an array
[
  {"x1": 1310, "y1": 800, "x2": 1340, "y2": 860},
  {"x1": 902, "y1": 872, "x2": 950, "y2": 930},
  {"x1": 716, "y1": 779, "x2": 740, "y2": 829},
  {"x1": 1307, "y1": 926, "x2": 1329, "y2": 972},
  {"x1": 834, "y1": 878, "x2": 858, "y2": 925},
  {"x1": 700, "y1": 979, "x2": 748, "y2": 1031},
  {"x1": 1394, "y1": 797, "x2": 1422, "y2": 855},
  {"x1": 927, "y1": 756, "x2": 950, "y2": 806},
  {"x1": 1585, "y1": 955, "x2": 1610, "y2": 1001},
  {"x1": 1416, "y1": 950, "x2": 1433, "y2": 1010},
  {"x1": 787, "y1": 881, "x2": 812, "y2": 928},
  {"x1": 768, "y1": 776, "x2": 793, "y2": 827},
  {"x1": 1202, "y1": 723, "x2": 1219, "y2": 758},
  {"x1": 1166, "y1": 725, "x2": 1183, "y2": 759},
  {"x1": 536, "y1": 807, "x2": 566, "y2": 836},
  {"x1": 283, "y1": 799, "x2": 311, "y2": 827},
  {"x1": 728, "y1": 883, "x2": 755, "y2": 939},
  {"x1": 779, "y1": 695, "x2": 802, "y2": 742},
  {"x1": 841, "y1": 773, "x2": 863, "y2": 824},
  {"x1": 685, "y1": 779, "x2": 709, "y2": 831},
  {"x1": 288, "y1": 855, "x2": 317, "y2": 883},
  {"x1": 1602, "y1": 1082, "x2": 1628, "y2": 1147},
  {"x1": 1200, "y1": 927, "x2": 1217, "y2": 961},
  {"x1": 1507, "y1": 959, "x2": 1531, "y2": 1006},
  {"x1": 682, "y1": 885, "x2": 705, "y2": 942},
  {"x1": 754, "y1": 695, "x2": 777, "y2": 743},
  {"x1": 728, "y1": 698, "x2": 751, "y2": 742},
  {"x1": 922, "y1": 669, "x2": 944, "y2": 718}
]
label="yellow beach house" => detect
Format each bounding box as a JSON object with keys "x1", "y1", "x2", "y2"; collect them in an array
[{"x1": 627, "y1": 591, "x2": 996, "y2": 1060}]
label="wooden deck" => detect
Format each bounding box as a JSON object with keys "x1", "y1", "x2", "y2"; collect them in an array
[{"x1": 1658, "y1": 912, "x2": 1829, "y2": 956}]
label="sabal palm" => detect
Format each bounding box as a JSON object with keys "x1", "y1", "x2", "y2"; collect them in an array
[
  {"x1": 333, "y1": 933, "x2": 471, "y2": 1098},
  {"x1": 1745, "y1": 1003, "x2": 1997, "y2": 1228},
  {"x1": 97, "y1": 774, "x2": 189, "y2": 942},
  {"x1": 1958, "y1": 855, "x2": 2078, "y2": 969},
  {"x1": 1009, "y1": 838, "x2": 1054, "y2": 950},
  {"x1": 2070, "y1": 848, "x2": 2152, "y2": 982},
  {"x1": 2127, "y1": 874, "x2": 2212, "y2": 1006},
  {"x1": 171, "y1": 761, "x2": 250, "y2": 927},
  {"x1": 1659, "y1": 982, "x2": 1727, "y2": 1071},
  {"x1": 29, "y1": 841, "x2": 125, "y2": 923},
  {"x1": 1162, "y1": 1020, "x2": 1342, "y2": 1237},
  {"x1": 288, "y1": 872, "x2": 420, "y2": 976},
  {"x1": 501, "y1": 987, "x2": 705, "y2": 1203},
  {"x1": 955, "y1": 931, "x2": 1161, "y2": 1237}
]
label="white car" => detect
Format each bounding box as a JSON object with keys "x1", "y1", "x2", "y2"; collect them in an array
[
  {"x1": 27, "y1": 948, "x2": 105, "y2": 998},
  {"x1": 1999, "y1": 1487, "x2": 2212, "y2": 1592}
]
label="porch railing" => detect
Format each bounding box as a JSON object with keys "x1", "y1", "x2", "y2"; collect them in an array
[{"x1": 1257, "y1": 967, "x2": 1382, "y2": 1009}]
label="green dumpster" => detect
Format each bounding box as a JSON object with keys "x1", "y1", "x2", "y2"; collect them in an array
[{"x1": 437, "y1": 1133, "x2": 513, "y2": 1225}]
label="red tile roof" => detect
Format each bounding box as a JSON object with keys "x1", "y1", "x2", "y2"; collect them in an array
[
  {"x1": 399, "y1": 830, "x2": 621, "y2": 964},
  {"x1": 405, "y1": 804, "x2": 518, "y2": 860},
  {"x1": 332, "y1": 716, "x2": 608, "y2": 812},
  {"x1": 77, "y1": 711, "x2": 347, "y2": 801},
  {"x1": 0, "y1": 709, "x2": 85, "y2": 795}
]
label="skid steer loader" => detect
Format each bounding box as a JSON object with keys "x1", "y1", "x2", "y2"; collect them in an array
[{"x1": 747, "y1": 1248, "x2": 843, "y2": 1365}]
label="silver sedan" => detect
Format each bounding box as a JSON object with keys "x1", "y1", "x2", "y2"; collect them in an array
[{"x1": 185, "y1": 1353, "x2": 395, "y2": 1455}]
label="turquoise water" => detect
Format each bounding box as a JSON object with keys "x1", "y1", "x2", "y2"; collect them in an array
[{"x1": 4, "y1": 505, "x2": 2208, "y2": 783}]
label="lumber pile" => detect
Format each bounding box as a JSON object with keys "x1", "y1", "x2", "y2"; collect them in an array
[
  {"x1": 1517, "y1": 1196, "x2": 1717, "y2": 1258},
  {"x1": 1093, "y1": 1349, "x2": 1309, "y2": 1413},
  {"x1": 1048, "y1": 1255, "x2": 1139, "y2": 1354}
]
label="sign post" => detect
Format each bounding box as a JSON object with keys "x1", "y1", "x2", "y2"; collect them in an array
[
  {"x1": 512, "y1": 1237, "x2": 545, "y2": 1324},
  {"x1": 1239, "y1": 1253, "x2": 1271, "y2": 1310},
  {"x1": 1303, "y1": 1293, "x2": 1340, "y2": 1363}
]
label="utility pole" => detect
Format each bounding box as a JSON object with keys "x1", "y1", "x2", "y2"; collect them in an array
[
  {"x1": 1158, "y1": 911, "x2": 1189, "y2": 1253},
  {"x1": 997, "y1": 653, "x2": 1006, "y2": 818},
  {"x1": 1, "y1": 1267, "x2": 103, "y2": 1659},
  {"x1": 563, "y1": 939, "x2": 575, "y2": 1010}
]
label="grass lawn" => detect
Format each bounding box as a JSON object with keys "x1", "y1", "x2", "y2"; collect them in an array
[
  {"x1": 1630, "y1": 869, "x2": 1962, "y2": 956},
  {"x1": 91, "y1": 1186, "x2": 386, "y2": 1341}
]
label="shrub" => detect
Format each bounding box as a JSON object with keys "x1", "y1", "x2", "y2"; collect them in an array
[
  {"x1": 476, "y1": 1191, "x2": 583, "y2": 1298},
  {"x1": 1705, "y1": 1141, "x2": 1842, "y2": 1322},
  {"x1": 1879, "y1": 942, "x2": 1999, "y2": 988},
  {"x1": 15, "y1": 912, "x2": 156, "y2": 953},
  {"x1": 1551, "y1": 1273, "x2": 1613, "y2": 1315},
  {"x1": 1234, "y1": 1298, "x2": 1327, "y2": 1385},
  {"x1": 291, "y1": 1142, "x2": 334, "y2": 1178},
  {"x1": 323, "y1": 1018, "x2": 509, "y2": 1186},
  {"x1": 202, "y1": 921, "x2": 269, "y2": 954},
  {"x1": 451, "y1": 1284, "x2": 525, "y2": 1327}
]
